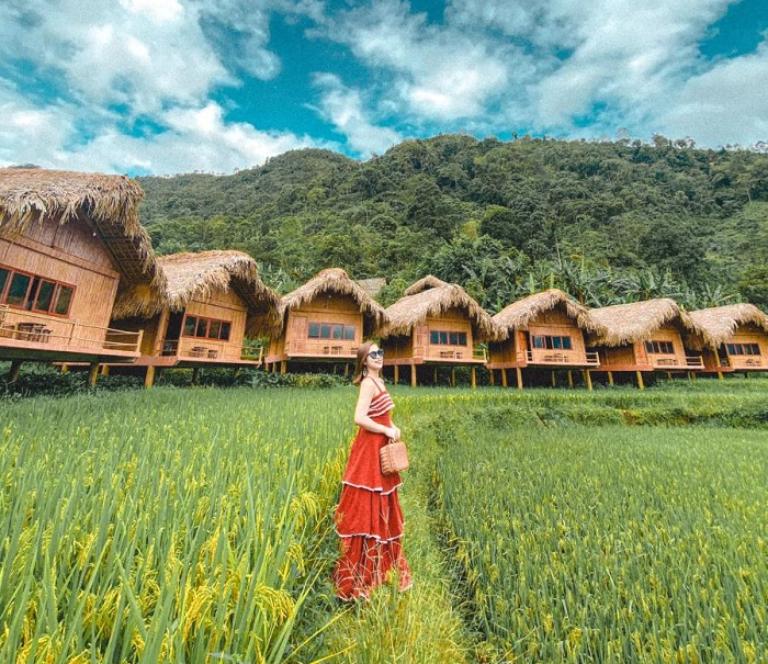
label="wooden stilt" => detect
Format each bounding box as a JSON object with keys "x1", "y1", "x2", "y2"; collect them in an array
[
  {"x1": 607, "y1": 371, "x2": 614, "y2": 386},
  {"x1": 567, "y1": 370, "x2": 573, "y2": 388},
  {"x1": 501, "y1": 368, "x2": 508, "y2": 388},
  {"x1": 88, "y1": 362, "x2": 99, "y2": 388},
  {"x1": 516, "y1": 367, "x2": 523, "y2": 390},
  {"x1": 717, "y1": 371, "x2": 724, "y2": 380},
  {"x1": 584, "y1": 370, "x2": 593, "y2": 391},
  {"x1": 636, "y1": 370, "x2": 645, "y2": 390},
  {"x1": 450, "y1": 367, "x2": 456, "y2": 387},
  {"x1": 551, "y1": 371, "x2": 556, "y2": 387},
  {"x1": 233, "y1": 367, "x2": 241, "y2": 379},
  {"x1": 411, "y1": 364, "x2": 417, "y2": 387},
  {"x1": 100, "y1": 364, "x2": 110, "y2": 376},
  {"x1": 433, "y1": 366, "x2": 438, "y2": 384},
  {"x1": 280, "y1": 360, "x2": 287, "y2": 375},
  {"x1": 344, "y1": 363, "x2": 349, "y2": 377},
  {"x1": 691, "y1": 371, "x2": 697, "y2": 382},
  {"x1": 666, "y1": 371, "x2": 673, "y2": 380},
  {"x1": 144, "y1": 365, "x2": 156, "y2": 389},
  {"x1": 489, "y1": 369, "x2": 495, "y2": 386},
  {"x1": 394, "y1": 364, "x2": 400, "y2": 384},
  {"x1": 471, "y1": 366, "x2": 477, "y2": 389},
  {"x1": 60, "y1": 363, "x2": 69, "y2": 374},
  {"x1": 192, "y1": 367, "x2": 200, "y2": 385},
  {"x1": 8, "y1": 360, "x2": 22, "y2": 382}
]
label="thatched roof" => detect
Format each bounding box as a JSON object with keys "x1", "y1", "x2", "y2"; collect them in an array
[
  {"x1": 380, "y1": 275, "x2": 499, "y2": 341},
  {"x1": 112, "y1": 250, "x2": 281, "y2": 335},
  {"x1": 280, "y1": 268, "x2": 387, "y2": 335},
  {"x1": 587, "y1": 298, "x2": 696, "y2": 346},
  {"x1": 0, "y1": 168, "x2": 161, "y2": 286},
  {"x1": 492, "y1": 289, "x2": 603, "y2": 338},
  {"x1": 687, "y1": 303, "x2": 768, "y2": 349},
  {"x1": 356, "y1": 277, "x2": 387, "y2": 298}
]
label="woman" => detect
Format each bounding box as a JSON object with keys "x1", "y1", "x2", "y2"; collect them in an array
[{"x1": 333, "y1": 341, "x2": 413, "y2": 601}]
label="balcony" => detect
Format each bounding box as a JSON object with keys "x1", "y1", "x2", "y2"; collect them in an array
[
  {"x1": 161, "y1": 338, "x2": 263, "y2": 364},
  {"x1": 523, "y1": 349, "x2": 600, "y2": 367},
  {"x1": 651, "y1": 355, "x2": 704, "y2": 369},
  {"x1": 285, "y1": 339, "x2": 358, "y2": 359},
  {"x1": 0, "y1": 305, "x2": 142, "y2": 361},
  {"x1": 411, "y1": 345, "x2": 487, "y2": 363}
]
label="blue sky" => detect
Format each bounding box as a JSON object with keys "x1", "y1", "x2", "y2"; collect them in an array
[{"x1": 0, "y1": 0, "x2": 767, "y2": 175}]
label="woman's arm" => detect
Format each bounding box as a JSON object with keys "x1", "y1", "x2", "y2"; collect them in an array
[{"x1": 354, "y1": 379, "x2": 398, "y2": 438}]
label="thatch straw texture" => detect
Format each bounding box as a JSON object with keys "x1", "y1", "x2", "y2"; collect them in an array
[
  {"x1": 687, "y1": 303, "x2": 768, "y2": 349},
  {"x1": 112, "y1": 250, "x2": 281, "y2": 336},
  {"x1": 380, "y1": 276, "x2": 499, "y2": 341},
  {"x1": 0, "y1": 168, "x2": 160, "y2": 286},
  {"x1": 492, "y1": 289, "x2": 602, "y2": 338},
  {"x1": 356, "y1": 277, "x2": 387, "y2": 298},
  {"x1": 587, "y1": 298, "x2": 695, "y2": 346},
  {"x1": 280, "y1": 268, "x2": 387, "y2": 335}
]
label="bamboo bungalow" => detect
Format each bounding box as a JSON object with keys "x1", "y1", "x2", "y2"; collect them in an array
[
  {"x1": 378, "y1": 276, "x2": 497, "y2": 387},
  {"x1": 586, "y1": 298, "x2": 703, "y2": 388},
  {"x1": 0, "y1": 168, "x2": 162, "y2": 383},
  {"x1": 686, "y1": 303, "x2": 768, "y2": 376},
  {"x1": 265, "y1": 268, "x2": 386, "y2": 373},
  {"x1": 110, "y1": 250, "x2": 280, "y2": 386},
  {"x1": 487, "y1": 289, "x2": 603, "y2": 389}
]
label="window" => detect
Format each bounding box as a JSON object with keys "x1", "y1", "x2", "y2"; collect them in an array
[
  {"x1": 533, "y1": 335, "x2": 546, "y2": 349},
  {"x1": 343, "y1": 325, "x2": 355, "y2": 340},
  {"x1": 332, "y1": 324, "x2": 343, "y2": 340},
  {"x1": 309, "y1": 323, "x2": 320, "y2": 338},
  {"x1": 430, "y1": 329, "x2": 469, "y2": 346},
  {"x1": 562, "y1": 336, "x2": 573, "y2": 350},
  {"x1": 320, "y1": 324, "x2": 331, "y2": 338},
  {"x1": 182, "y1": 314, "x2": 233, "y2": 340},
  {"x1": 532, "y1": 335, "x2": 573, "y2": 350},
  {"x1": 727, "y1": 343, "x2": 762, "y2": 356},
  {"x1": 645, "y1": 340, "x2": 674, "y2": 354},
  {"x1": 307, "y1": 321, "x2": 357, "y2": 340},
  {"x1": 0, "y1": 265, "x2": 75, "y2": 316}
]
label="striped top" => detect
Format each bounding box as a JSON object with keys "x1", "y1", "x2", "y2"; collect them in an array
[{"x1": 366, "y1": 378, "x2": 395, "y2": 417}]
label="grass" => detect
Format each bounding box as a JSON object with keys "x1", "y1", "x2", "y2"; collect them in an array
[{"x1": 1, "y1": 375, "x2": 767, "y2": 661}]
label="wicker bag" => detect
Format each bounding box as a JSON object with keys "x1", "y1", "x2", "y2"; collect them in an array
[{"x1": 380, "y1": 438, "x2": 409, "y2": 475}]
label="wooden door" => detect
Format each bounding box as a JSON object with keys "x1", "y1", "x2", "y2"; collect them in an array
[{"x1": 289, "y1": 315, "x2": 307, "y2": 354}]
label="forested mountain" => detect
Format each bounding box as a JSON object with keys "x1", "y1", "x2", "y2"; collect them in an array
[{"x1": 138, "y1": 135, "x2": 768, "y2": 311}]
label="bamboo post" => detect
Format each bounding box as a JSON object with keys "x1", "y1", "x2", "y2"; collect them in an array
[
  {"x1": 88, "y1": 362, "x2": 99, "y2": 388},
  {"x1": 410, "y1": 364, "x2": 417, "y2": 387},
  {"x1": 450, "y1": 367, "x2": 456, "y2": 387},
  {"x1": 717, "y1": 371, "x2": 724, "y2": 380},
  {"x1": 394, "y1": 365, "x2": 400, "y2": 384},
  {"x1": 489, "y1": 369, "x2": 495, "y2": 386},
  {"x1": 100, "y1": 364, "x2": 110, "y2": 376},
  {"x1": 144, "y1": 365, "x2": 156, "y2": 388},
  {"x1": 691, "y1": 371, "x2": 697, "y2": 382},
  {"x1": 635, "y1": 370, "x2": 645, "y2": 390},
  {"x1": 567, "y1": 370, "x2": 573, "y2": 388},
  {"x1": 344, "y1": 363, "x2": 349, "y2": 377},
  {"x1": 551, "y1": 371, "x2": 556, "y2": 387},
  {"x1": 516, "y1": 367, "x2": 523, "y2": 390},
  {"x1": 433, "y1": 366, "x2": 438, "y2": 384},
  {"x1": 8, "y1": 360, "x2": 22, "y2": 382},
  {"x1": 607, "y1": 371, "x2": 614, "y2": 386},
  {"x1": 471, "y1": 366, "x2": 477, "y2": 389},
  {"x1": 280, "y1": 360, "x2": 287, "y2": 375},
  {"x1": 501, "y1": 368, "x2": 508, "y2": 387},
  {"x1": 583, "y1": 370, "x2": 593, "y2": 391},
  {"x1": 60, "y1": 364, "x2": 69, "y2": 374},
  {"x1": 192, "y1": 367, "x2": 200, "y2": 385}
]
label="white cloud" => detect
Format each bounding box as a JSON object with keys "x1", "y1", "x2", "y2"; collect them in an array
[{"x1": 312, "y1": 73, "x2": 401, "y2": 156}]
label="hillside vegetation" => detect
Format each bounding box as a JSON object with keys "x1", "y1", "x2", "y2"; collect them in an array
[{"x1": 138, "y1": 135, "x2": 768, "y2": 310}]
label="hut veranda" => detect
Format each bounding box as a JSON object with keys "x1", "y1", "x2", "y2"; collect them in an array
[
  {"x1": 686, "y1": 303, "x2": 768, "y2": 376},
  {"x1": 487, "y1": 288, "x2": 603, "y2": 389},
  {"x1": 586, "y1": 298, "x2": 704, "y2": 389},
  {"x1": 0, "y1": 168, "x2": 162, "y2": 384},
  {"x1": 265, "y1": 268, "x2": 387, "y2": 375},
  {"x1": 109, "y1": 250, "x2": 280, "y2": 387},
  {"x1": 378, "y1": 275, "x2": 497, "y2": 387}
]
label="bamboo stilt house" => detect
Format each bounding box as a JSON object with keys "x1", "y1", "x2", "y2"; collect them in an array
[
  {"x1": 378, "y1": 275, "x2": 498, "y2": 387},
  {"x1": 586, "y1": 298, "x2": 703, "y2": 386},
  {"x1": 0, "y1": 168, "x2": 161, "y2": 373},
  {"x1": 110, "y1": 250, "x2": 280, "y2": 386},
  {"x1": 487, "y1": 289, "x2": 603, "y2": 389},
  {"x1": 265, "y1": 268, "x2": 386, "y2": 371},
  {"x1": 686, "y1": 304, "x2": 768, "y2": 374}
]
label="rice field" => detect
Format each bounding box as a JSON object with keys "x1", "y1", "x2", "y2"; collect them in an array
[{"x1": 1, "y1": 378, "x2": 767, "y2": 662}]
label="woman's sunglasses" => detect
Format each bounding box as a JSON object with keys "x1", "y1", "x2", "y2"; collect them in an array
[{"x1": 368, "y1": 350, "x2": 384, "y2": 359}]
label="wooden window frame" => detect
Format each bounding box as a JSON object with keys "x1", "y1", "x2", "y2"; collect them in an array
[
  {"x1": 0, "y1": 263, "x2": 76, "y2": 317},
  {"x1": 646, "y1": 339, "x2": 674, "y2": 354},
  {"x1": 429, "y1": 329, "x2": 469, "y2": 346},
  {"x1": 181, "y1": 313, "x2": 233, "y2": 341},
  {"x1": 307, "y1": 320, "x2": 357, "y2": 341}
]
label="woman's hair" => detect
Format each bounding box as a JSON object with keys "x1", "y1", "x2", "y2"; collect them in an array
[{"x1": 352, "y1": 340, "x2": 375, "y2": 385}]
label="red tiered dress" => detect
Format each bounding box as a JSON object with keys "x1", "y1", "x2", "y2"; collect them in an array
[{"x1": 333, "y1": 379, "x2": 412, "y2": 601}]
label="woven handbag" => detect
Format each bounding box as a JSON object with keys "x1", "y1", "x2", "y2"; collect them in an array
[{"x1": 380, "y1": 438, "x2": 409, "y2": 475}]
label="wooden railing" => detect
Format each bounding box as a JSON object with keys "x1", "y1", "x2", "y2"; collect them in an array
[
  {"x1": 162, "y1": 338, "x2": 263, "y2": 363},
  {"x1": 418, "y1": 346, "x2": 487, "y2": 362},
  {"x1": 286, "y1": 339, "x2": 358, "y2": 357},
  {"x1": 524, "y1": 350, "x2": 600, "y2": 366},
  {"x1": 652, "y1": 355, "x2": 704, "y2": 369},
  {"x1": 0, "y1": 307, "x2": 142, "y2": 354}
]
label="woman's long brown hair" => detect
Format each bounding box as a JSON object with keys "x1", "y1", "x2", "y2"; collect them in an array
[{"x1": 352, "y1": 341, "x2": 374, "y2": 385}]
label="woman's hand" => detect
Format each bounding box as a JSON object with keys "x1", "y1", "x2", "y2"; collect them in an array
[{"x1": 386, "y1": 425, "x2": 401, "y2": 441}]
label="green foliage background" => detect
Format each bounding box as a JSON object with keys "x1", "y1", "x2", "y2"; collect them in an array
[{"x1": 138, "y1": 135, "x2": 768, "y2": 311}]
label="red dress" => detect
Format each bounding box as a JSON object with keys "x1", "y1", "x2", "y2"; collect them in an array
[{"x1": 333, "y1": 379, "x2": 413, "y2": 600}]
